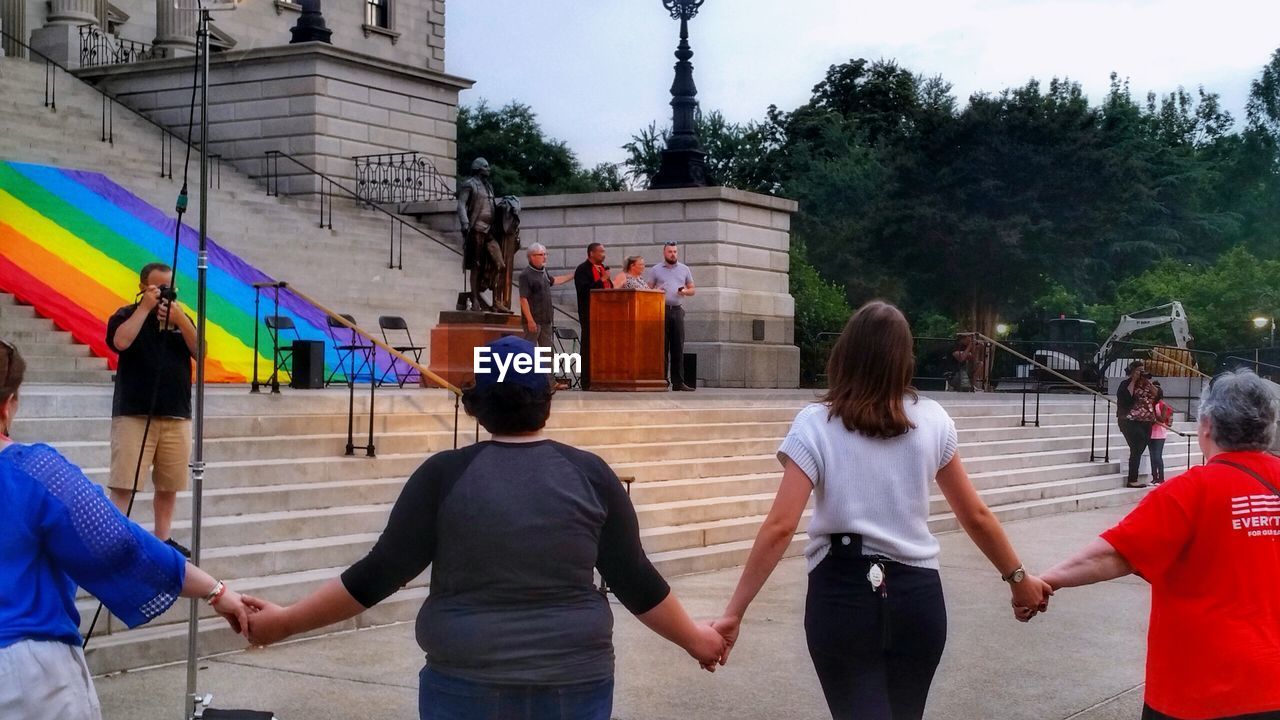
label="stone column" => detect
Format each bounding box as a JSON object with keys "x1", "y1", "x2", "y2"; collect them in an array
[
  {"x1": 0, "y1": 0, "x2": 26, "y2": 57},
  {"x1": 46, "y1": 0, "x2": 99, "y2": 25},
  {"x1": 154, "y1": 0, "x2": 197, "y2": 57},
  {"x1": 30, "y1": 0, "x2": 99, "y2": 67}
]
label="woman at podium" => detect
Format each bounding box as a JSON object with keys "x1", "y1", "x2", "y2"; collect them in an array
[{"x1": 613, "y1": 256, "x2": 649, "y2": 290}]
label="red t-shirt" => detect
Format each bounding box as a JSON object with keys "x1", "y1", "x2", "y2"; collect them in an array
[{"x1": 1101, "y1": 451, "x2": 1280, "y2": 719}]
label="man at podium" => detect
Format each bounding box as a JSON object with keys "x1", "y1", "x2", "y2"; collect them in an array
[{"x1": 574, "y1": 243, "x2": 613, "y2": 390}]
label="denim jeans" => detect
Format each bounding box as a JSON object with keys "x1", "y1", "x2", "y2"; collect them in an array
[{"x1": 419, "y1": 667, "x2": 613, "y2": 720}]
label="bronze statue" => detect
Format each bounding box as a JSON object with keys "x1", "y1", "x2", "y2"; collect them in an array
[
  {"x1": 492, "y1": 196, "x2": 522, "y2": 312},
  {"x1": 457, "y1": 158, "x2": 511, "y2": 312}
]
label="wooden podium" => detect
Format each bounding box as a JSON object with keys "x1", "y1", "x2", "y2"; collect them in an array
[{"x1": 589, "y1": 289, "x2": 667, "y2": 391}]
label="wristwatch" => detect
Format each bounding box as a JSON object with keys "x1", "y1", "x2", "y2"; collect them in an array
[{"x1": 1002, "y1": 566, "x2": 1026, "y2": 584}]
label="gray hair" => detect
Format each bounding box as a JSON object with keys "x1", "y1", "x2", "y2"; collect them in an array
[
  {"x1": 526, "y1": 243, "x2": 547, "y2": 257},
  {"x1": 1199, "y1": 369, "x2": 1279, "y2": 451}
]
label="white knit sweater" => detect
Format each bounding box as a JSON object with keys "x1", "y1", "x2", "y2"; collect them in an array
[{"x1": 777, "y1": 397, "x2": 958, "y2": 572}]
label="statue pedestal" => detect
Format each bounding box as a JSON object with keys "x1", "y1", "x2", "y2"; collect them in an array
[{"x1": 428, "y1": 311, "x2": 522, "y2": 388}]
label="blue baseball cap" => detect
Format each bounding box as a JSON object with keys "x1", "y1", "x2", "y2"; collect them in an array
[{"x1": 473, "y1": 335, "x2": 551, "y2": 391}]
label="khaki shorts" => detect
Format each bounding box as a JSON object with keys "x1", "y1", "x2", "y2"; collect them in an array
[{"x1": 108, "y1": 416, "x2": 191, "y2": 493}]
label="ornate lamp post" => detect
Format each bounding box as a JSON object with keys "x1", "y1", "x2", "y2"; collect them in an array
[
  {"x1": 651, "y1": 0, "x2": 713, "y2": 189},
  {"x1": 290, "y1": 0, "x2": 332, "y2": 44}
]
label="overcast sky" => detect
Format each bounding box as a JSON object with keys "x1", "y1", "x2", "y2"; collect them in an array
[{"x1": 446, "y1": 1, "x2": 1280, "y2": 168}]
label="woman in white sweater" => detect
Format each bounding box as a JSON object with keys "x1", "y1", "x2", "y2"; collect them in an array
[{"x1": 712, "y1": 301, "x2": 1052, "y2": 720}]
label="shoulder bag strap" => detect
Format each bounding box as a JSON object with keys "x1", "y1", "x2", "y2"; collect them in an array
[{"x1": 1209, "y1": 458, "x2": 1280, "y2": 498}]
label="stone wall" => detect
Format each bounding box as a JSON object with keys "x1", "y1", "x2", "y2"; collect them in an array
[
  {"x1": 412, "y1": 187, "x2": 801, "y2": 389},
  {"x1": 21, "y1": 0, "x2": 446, "y2": 72},
  {"x1": 77, "y1": 43, "x2": 471, "y2": 194}
]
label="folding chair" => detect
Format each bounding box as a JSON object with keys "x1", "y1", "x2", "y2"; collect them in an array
[
  {"x1": 553, "y1": 326, "x2": 581, "y2": 389},
  {"x1": 378, "y1": 315, "x2": 424, "y2": 388},
  {"x1": 263, "y1": 315, "x2": 299, "y2": 389},
  {"x1": 325, "y1": 314, "x2": 375, "y2": 387}
]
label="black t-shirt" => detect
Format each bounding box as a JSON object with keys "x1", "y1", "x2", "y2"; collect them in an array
[
  {"x1": 340, "y1": 439, "x2": 670, "y2": 685},
  {"x1": 518, "y1": 265, "x2": 554, "y2": 326},
  {"x1": 106, "y1": 304, "x2": 194, "y2": 418}
]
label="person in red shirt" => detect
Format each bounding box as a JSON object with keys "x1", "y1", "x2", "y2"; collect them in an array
[{"x1": 1041, "y1": 369, "x2": 1280, "y2": 720}]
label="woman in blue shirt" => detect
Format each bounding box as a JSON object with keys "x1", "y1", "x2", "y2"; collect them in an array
[{"x1": 0, "y1": 340, "x2": 252, "y2": 720}]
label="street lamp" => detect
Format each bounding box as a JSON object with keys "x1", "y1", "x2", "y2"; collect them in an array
[
  {"x1": 651, "y1": 0, "x2": 713, "y2": 189},
  {"x1": 1253, "y1": 316, "x2": 1275, "y2": 347},
  {"x1": 290, "y1": 0, "x2": 332, "y2": 44},
  {"x1": 995, "y1": 323, "x2": 1011, "y2": 337}
]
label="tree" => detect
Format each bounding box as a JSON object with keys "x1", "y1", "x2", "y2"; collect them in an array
[
  {"x1": 457, "y1": 101, "x2": 622, "y2": 195},
  {"x1": 621, "y1": 110, "x2": 782, "y2": 193}
]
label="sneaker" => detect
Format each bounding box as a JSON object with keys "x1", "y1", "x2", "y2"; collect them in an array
[{"x1": 164, "y1": 538, "x2": 192, "y2": 558}]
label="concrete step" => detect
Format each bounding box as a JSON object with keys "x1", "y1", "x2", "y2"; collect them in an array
[{"x1": 24, "y1": 369, "x2": 115, "y2": 384}]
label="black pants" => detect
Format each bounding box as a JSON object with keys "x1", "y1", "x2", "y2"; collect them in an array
[
  {"x1": 1143, "y1": 705, "x2": 1280, "y2": 720},
  {"x1": 1118, "y1": 419, "x2": 1153, "y2": 482},
  {"x1": 1149, "y1": 438, "x2": 1166, "y2": 483},
  {"x1": 805, "y1": 536, "x2": 947, "y2": 720},
  {"x1": 665, "y1": 305, "x2": 685, "y2": 388}
]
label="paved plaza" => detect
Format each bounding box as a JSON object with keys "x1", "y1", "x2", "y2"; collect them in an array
[{"x1": 97, "y1": 505, "x2": 1153, "y2": 720}]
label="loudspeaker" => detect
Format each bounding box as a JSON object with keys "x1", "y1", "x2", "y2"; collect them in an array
[
  {"x1": 683, "y1": 352, "x2": 697, "y2": 390},
  {"x1": 289, "y1": 340, "x2": 325, "y2": 389}
]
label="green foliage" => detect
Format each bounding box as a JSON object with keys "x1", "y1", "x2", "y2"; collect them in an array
[
  {"x1": 1111, "y1": 247, "x2": 1280, "y2": 351},
  {"x1": 457, "y1": 101, "x2": 621, "y2": 195},
  {"x1": 789, "y1": 241, "x2": 852, "y2": 385},
  {"x1": 621, "y1": 110, "x2": 782, "y2": 193},
  {"x1": 622, "y1": 49, "x2": 1280, "y2": 355}
]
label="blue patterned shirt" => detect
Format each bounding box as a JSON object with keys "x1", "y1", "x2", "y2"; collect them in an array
[{"x1": 0, "y1": 443, "x2": 185, "y2": 649}]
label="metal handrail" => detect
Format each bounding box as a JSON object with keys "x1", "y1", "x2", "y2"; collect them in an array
[
  {"x1": 978, "y1": 334, "x2": 1197, "y2": 472},
  {"x1": 1224, "y1": 355, "x2": 1280, "y2": 374},
  {"x1": 0, "y1": 26, "x2": 200, "y2": 179},
  {"x1": 262, "y1": 151, "x2": 459, "y2": 263}
]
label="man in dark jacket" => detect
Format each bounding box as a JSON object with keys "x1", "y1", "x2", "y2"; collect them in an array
[{"x1": 573, "y1": 243, "x2": 612, "y2": 390}]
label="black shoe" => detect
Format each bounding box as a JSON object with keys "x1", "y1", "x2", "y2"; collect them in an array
[
  {"x1": 164, "y1": 538, "x2": 192, "y2": 558},
  {"x1": 672, "y1": 384, "x2": 695, "y2": 392}
]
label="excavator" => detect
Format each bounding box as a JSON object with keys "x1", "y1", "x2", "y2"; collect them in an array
[{"x1": 1030, "y1": 302, "x2": 1196, "y2": 390}]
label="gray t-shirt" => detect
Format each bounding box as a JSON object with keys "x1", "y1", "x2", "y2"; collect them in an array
[
  {"x1": 519, "y1": 265, "x2": 554, "y2": 325},
  {"x1": 649, "y1": 261, "x2": 694, "y2": 307},
  {"x1": 339, "y1": 440, "x2": 670, "y2": 685}
]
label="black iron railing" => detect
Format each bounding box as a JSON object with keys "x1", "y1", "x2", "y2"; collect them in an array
[
  {"x1": 352, "y1": 151, "x2": 451, "y2": 205},
  {"x1": 249, "y1": 281, "x2": 475, "y2": 451},
  {"x1": 79, "y1": 24, "x2": 158, "y2": 69},
  {"x1": 979, "y1": 333, "x2": 1199, "y2": 471},
  {"x1": 263, "y1": 150, "x2": 459, "y2": 269},
  {"x1": 1, "y1": 26, "x2": 195, "y2": 179}
]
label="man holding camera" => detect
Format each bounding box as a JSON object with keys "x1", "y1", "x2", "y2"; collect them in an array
[{"x1": 105, "y1": 263, "x2": 198, "y2": 556}]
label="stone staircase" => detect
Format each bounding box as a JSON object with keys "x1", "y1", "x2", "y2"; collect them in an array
[
  {"x1": 0, "y1": 291, "x2": 114, "y2": 383},
  {"x1": 4, "y1": 372, "x2": 1200, "y2": 675},
  {"x1": 0, "y1": 54, "x2": 462, "y2": 352}
]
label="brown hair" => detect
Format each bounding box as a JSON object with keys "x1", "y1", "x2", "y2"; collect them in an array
[
  {"x1": 0, "y1": 339, "x2": 26, "y2": 403},
  {"x1": 821, "y1": 301, "x2": 917, "y2": 438}
]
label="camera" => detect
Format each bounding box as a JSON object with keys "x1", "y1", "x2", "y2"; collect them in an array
[{"x1": 157, "y1": 285, "x2": 178, "y2": 302}]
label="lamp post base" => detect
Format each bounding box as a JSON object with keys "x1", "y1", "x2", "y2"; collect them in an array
[{"x1": 651, "y1": 148, "x2": 711, "y2": 189}]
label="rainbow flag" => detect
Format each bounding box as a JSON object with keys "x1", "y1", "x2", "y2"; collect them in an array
[{"x1": 0, "y1": 160, "x2": 355, "y2": 383}]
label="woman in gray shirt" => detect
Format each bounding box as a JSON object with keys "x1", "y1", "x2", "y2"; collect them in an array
[{"x1": 242, "y1": 337, "x2": 725, "y2": 720}]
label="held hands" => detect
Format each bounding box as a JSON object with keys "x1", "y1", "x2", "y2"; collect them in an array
[
  {"x1": 210, "y1": 588, "x2": 252, "y2": 638},
  {"x1": 686, "y1": 622, "x2": 727, "y2": 672},
  {"x1": 1010, "y1": 573, "x2": 1054, "y2": 623},
  {"x1": 710, "y1": 615, "x2": 739, "y2": 666},
  {"x1": 239, "y1": 594, "x2": 293, "y2": 647}
]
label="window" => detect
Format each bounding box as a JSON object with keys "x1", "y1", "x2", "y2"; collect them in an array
[{"x1": 365, "y1": 0, "x2": 390, "y2": 29}]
